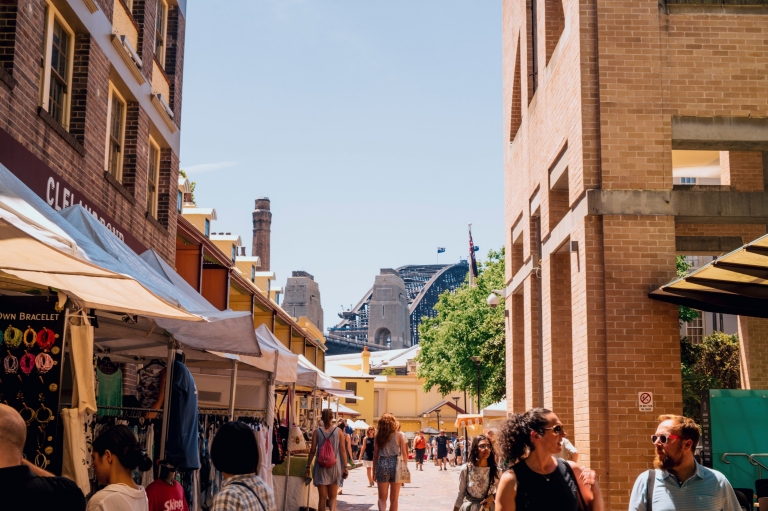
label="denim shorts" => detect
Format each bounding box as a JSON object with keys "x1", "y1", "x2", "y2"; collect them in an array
[{"x1": 375, "y1": 456, "x2": 399, "y2": 483}]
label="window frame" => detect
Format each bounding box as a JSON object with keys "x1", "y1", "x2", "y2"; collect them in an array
[
  {"x1": 204, "y1": 218, "x2": 210, "y2": 238},
  {"x1": 147, "y1": 137, "x2": 161, "y2": 218},
  {"x1": 104, "y1": 84, "x2": 128, "y2": 182},
  {"x1": 39, "y1": 3, "x2": 75, "y2": 129},
  {"x1": 177, "y1": 190, "x2": 183, "y2": 212},
  {"x1": 155, "y1": 0, "x2": 169, "y2": 66}
]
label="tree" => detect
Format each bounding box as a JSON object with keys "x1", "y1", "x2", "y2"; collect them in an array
[
  {"x1": 676, "y1": 256, "x2": 699, "y2": 324},
  {"x1": 416, "y1": 248, "x2": 506, "y2": 409},
  {"x1": 380, "y1": 367, "x2": 396, "y2": 376},
  {"x1": 681, "y1": 332, "x2": 740, "y2": 423}
]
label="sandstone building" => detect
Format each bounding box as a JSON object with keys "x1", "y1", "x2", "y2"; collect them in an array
[{"x1": 502, "y1": 0, "x2": 768, "y2": 506}]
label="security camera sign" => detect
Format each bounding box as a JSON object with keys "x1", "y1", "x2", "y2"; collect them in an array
[{"x1": 639, "y1": 392, "x2": 653, "y2": 412}]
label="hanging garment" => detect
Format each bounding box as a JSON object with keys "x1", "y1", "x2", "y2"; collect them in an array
[
  {"x1": 137, "y1": 365, "x2": 166, "y2": 419},
  {"x1": 96, "y1": 367, "x2": 123, "y2": 415},
  {"x1": 167, "y1": 361, "x2": 200, "y2": 469},
  {"x1": 61, "y1": 408, "x2": 90, "y2": 495},
  {"x1": 68, "y1": 312, "x2": 97, "y2": 414},
  {"x1": 140, "y1": 424, "x2": 155, "y2": 488}
]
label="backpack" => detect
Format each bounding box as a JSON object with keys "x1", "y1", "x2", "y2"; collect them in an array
[{"x1": 317, "y1": 427, "x2": 337, "y2": 468}]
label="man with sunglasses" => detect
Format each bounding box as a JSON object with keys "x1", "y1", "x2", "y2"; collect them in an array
[{"x1": 628, "y1": 414, "x2": 740, "y2": 511}]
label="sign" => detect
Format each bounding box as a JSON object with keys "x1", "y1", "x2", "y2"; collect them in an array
[
  {"x1": 0, "y1": 128, "x2": 148, "y2": 254},
  {"x1": 639, "y1": 392, "x2": 653, "y2": 412},
  {"x1": 314, "y1": 397, "x2": 323, "y2": 409},
  {"x1": 299, "y1": 396, "x2": 308, "y2": 409},
  {"x1": 0, "y1": 297, "x2": 66, "y2": 473}
]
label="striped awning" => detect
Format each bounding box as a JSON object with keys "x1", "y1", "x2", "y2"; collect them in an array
[{"x1": 650, "y1": 233, "x2": 768, "y2": 317}]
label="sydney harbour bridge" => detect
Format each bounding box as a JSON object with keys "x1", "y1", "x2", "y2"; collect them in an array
[{"x1": 325, "y1": 261, "x2": 469, "y2": 355}]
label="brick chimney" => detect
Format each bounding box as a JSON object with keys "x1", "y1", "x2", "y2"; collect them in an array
[{"x1": 252, "y1": 197, "x2": 271, "y2": 270}]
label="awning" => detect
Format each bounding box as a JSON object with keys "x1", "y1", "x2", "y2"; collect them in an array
[
  {"x1": 213, "y1": 325, "x2": 298, "y2": 383},
  {"x1": 349, "y1": 420, "x2": 371, "y2": 430},
  {"x1": 321, "y1": 401, "x2": 360, "y2": 416},
  {"x1": 455, "y1": 414, "x2": 484, "y2": 428},
  {"x1": 297, "y1": 355, "x2": 340, "y2": 389},
  {"x1": 321, "y1": 388, "x2": 364, "y2": 401},
  {"x1": 650, "y1": 233, "x2": 768, "y2": 318},
  {"x1": 481, "y1": 399, "x2": 508, "y2": 418}
]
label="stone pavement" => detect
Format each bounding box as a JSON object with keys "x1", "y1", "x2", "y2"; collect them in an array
[{"x1": 336, "y1": 460, "x2": 462, "y2": 511}]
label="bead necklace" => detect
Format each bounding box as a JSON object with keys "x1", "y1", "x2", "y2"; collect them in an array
[
  {"x1": 36, "y1": 394, "x2": 53, "y2": 425},
  {"x1": 36, "y1": 327, "x2": 55, "y2": 351},
  {"x1": 4, "y1": 353, "x2": 18, "y2": 374},
  {"x1": 4, "y1": 326, "x2": 22, "y2": 348},
  {"x1": 23, "y1": 327, "x2": 37, "y2": 348},
  {"x1": 18, "y1": 393, "x2": 35, "y2": 426},
  {"x1": 20, "y1": 352, "x2": 36, "y2": 375},
  {"x1": 35, "y1": 353, "x2": 54, "y2": 374}
]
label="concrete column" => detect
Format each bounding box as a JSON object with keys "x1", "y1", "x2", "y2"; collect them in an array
[{"x1": 737, "y1": 316, "x2": 768, "y2": 389}]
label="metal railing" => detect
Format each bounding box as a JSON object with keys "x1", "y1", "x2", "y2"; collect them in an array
[{"x1": 722, "y1": 452, "x2": 768, "y2": 479}]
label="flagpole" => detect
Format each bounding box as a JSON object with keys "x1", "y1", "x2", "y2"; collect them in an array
[{"x1": 468, "y1": 223, "x2": 475, "y2": 288}]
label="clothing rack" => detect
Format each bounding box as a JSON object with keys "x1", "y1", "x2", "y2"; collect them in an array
[
  {"x1": 197, "y1": 407, "x2": 266, "y2": 419},
  {"x1": 96, "y1": 405, "x2": 164, "y2": 418}
]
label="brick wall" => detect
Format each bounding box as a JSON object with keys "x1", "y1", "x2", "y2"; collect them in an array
[
  {"x1": 165, "y1": 6, "x2": 184, "y2": 125},
  {"x1": 131, "y1": 0, "x2": 157, "y2": 82},
  {"x1": 721, "y1": 151, "x2": 765, "y2": 192},
  {"x1": 737, "y1": 316, "x2": 768, "y2": 390},
  {"x1": 0, "y1": 1, "x2": 17, "y2": 73},
  {"x1": 0, "y1": 0, "x2": 183, "y2": 263}
]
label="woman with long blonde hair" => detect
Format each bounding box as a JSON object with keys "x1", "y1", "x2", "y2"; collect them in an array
[
  {"x1": 305, "y1": 409, "x2": 348, "y2": 511},
  {"x1": 372, "y1": 413, "x2": 408, "y2": 511}
]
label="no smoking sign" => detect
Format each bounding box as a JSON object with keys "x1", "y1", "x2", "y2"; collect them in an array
[{"x1": 638, "y1": 392, "x2": 653, "y2": 412}]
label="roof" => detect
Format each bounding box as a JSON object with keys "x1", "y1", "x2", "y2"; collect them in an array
[
  {"x1": 182, "y1": 208, "x2": 217, "y2": 219},
  {"x1": 323, "y1": 362, "x2": 372, "y2": 378},
  {"x1": 236, "y1": 256, "x2": 262, "y2": 263},
  {"x1": 650, "y1": 232, "x2": 768, "y2": 318},
  {"x1": 178, "y1": 177, "x2": 191, "y2": 192},
  {"x1": 210, "y1": 234, "x2": 242, "y2": 245},
  {"x1": 370, "y1": 345, "x2": 420, "y2": 369},
  {"x1": 422, "y1": 400, "x2": 465, "y2": 415}
]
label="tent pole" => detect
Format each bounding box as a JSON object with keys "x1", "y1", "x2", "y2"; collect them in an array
[
  {"x1": 228, "y1": 359, "x2": 238, "y2": 420},
  {"x1": 282, "y1": 382, "x2": 295, "y2": 511},
  {"x1": 159, "y1": 341, "x2": 175, "y2": 458}
]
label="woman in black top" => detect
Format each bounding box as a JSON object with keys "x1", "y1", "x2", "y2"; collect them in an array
[
  {"x1": 358, "y1": 427, "x2": 376, "y2": 487},
  {"x1": 494, "y1": 408, "x2": 603, "y2": 511}
]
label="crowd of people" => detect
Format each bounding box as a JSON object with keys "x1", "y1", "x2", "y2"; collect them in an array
[{"x1": 0, "y1": 401, "x2": 746, "y2": 511}]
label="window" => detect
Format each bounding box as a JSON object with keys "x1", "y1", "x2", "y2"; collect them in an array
[
  {"x1": 345, "y1": 382, "x2": 357, "y2": 404},
  {"x1": 204, "y1": 218, "x2": 210, "y2": 237},
  {"x1": 230, "y1": 245, "x2": 236, "y2": 262},
  {"x1": 105, "y1": 85, "x2": 127, "y2": 181},
  {"x1": 251, "y1": 265, "x2": 256, "y2": 282},
  {"x1": 685, "y1": 315, "x2": 703, "y2": 344},
  {"x1": 147, "y1": 139, "x2": 160, "y2": 217},
  {"x1": 680, "y1": 177, "x2": 697, "y2": 185},
  {"x1": 155, "y1": 0, "x2": 168, "y2": 65},
  {"x1": 40, "y1": 4, "x2": 74, "y2": 127},
  {"x1": 177, "y1": 190, "x2": 182, "y2": 212}
]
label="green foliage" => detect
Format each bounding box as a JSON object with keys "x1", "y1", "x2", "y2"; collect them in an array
[
  {"x1": 416, "y1": 248, "x2": 506, "y2": 409},
  {"x1": 178, "y1": 169, "x2": 197, "y2": 202},
  {"x1": 681, "y1": 332, "x2": 741, "y2": 423},
  {"x1": 676, "y1": 256, "x2": 699, "y2": 324},
  {"x1": 380, "y1": 367, "x2": 396, "y2": 376}
]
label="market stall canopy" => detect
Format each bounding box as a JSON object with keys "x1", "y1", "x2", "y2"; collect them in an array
[
  {"x1": 455, "y1": 414, "x2": 484, "y2": 428},
  {"x1": 297, "y1": 355, "x2": 340, "y2": 389},
  {"x1": 209, "y1": 324, "x2": 298, "y2": 383},
  {"x1": 349, "y1": 420, "x2": 370, "y2": 429},
  {"x1": 650, "y1": 233, "x2": 768, "y2": 318},
  {"x1": 321, "y1": 400, "x2": 360, "y2": 416},
  {"x1": 422, "y1": 427, "x2": 440, "y2": 434},
  {"x1": 0, "y1": 164, "x2": 196, "y2": 320},
  {"x1": 59, "y1": 207, "x2": 260, "y2": 356},
  {"x1": 482, "y1": 399, "x2": 508, "y2": 418},
  {"x1": 321, "y1": 388, "x2": 364, "y2": 401}
]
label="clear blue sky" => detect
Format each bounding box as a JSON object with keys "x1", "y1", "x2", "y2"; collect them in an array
[{"x1": 180, "y1": 1, "x2": 503, "y2": 332}]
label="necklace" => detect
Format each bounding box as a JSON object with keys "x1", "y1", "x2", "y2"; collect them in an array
[
  {"x1": 23, "y1": 327, "x2": 37, "y2": 348},
  {"x1": 36, "y1": 327, "x2": 56, "y2": 350},
  {"x1": 4, "y1": 325, "x2": 22, "y2": 348}
]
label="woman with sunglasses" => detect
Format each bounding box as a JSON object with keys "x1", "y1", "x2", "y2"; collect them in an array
[
  {"x1": 454, "y1": 435, "x2": 499, "y2": 511},
  {"x1": 495, "y1": 408, "x2": 603, "y2": 511}
]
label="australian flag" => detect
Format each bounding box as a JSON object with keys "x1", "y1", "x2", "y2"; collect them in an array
[
  {"x1": 437, "y1": 247, "x2": 446, "y2": 254},
  {"x1": 468, "y1": 228, "x2": 479, "y2": 278}
]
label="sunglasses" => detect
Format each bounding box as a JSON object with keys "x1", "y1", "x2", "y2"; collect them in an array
[
  {"x1": 541, "y1": 425, "x2": 565, "y2": 435},
  {"x1": 477, "y1": 444, "x2": 491, "y2": 450},
  {"x1": 651, "y1": 434, "x2": 681, "y2": 444}
]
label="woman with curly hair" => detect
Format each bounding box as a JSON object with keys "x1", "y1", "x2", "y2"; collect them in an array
[
  {"x1": 372, "y1": 413, "x2": 408, "y2": 511},
  {"x1": 495, "y1": 408, "x2": 603, "y2": 511},
  {"x1": 454, "y1": 435, "x2": 499, "y2": 511}
]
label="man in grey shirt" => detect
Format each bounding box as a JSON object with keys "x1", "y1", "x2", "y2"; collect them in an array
[{"x1": 628, "y1": 414, "x2": 740, "y2": 511}]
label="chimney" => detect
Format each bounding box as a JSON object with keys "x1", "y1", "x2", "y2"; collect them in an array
[
  {"x1": 252, "y1": 197, "x2": 271, "y2": 271},
  {"x1": 240, "y1": 247, "x2": 246, "y2": 256},
  {"x1": 362, "y1": 346, "x2": 370, "y2": 375}
]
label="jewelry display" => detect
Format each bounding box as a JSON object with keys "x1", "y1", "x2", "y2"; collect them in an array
[
  {"x1": 36, "y1": 404, "x2": 53, "y2": 425},
  {"x1": 22, "y1": 327, "x2": 36, "y2": 348},
  {"x1": 20, "y1": 352, "x2": 35, "y2": 375},
  {"x1": 4, "y1": 352, "x2": 18, "y2": 374},
  {"x1": 35, "y1": 327, "x2": 55, "y2": 351},
  {"x1": 34, "y1": 450, "x2": 49, "y2": 469},
  {"x1": 4, "y1": 325, "x2": 22, "y2": 348},
  {"x1": 18, "y1": 394, "x2": 35, "y2": 426},
  {"x1": 35, "y1": 353, "x2": 54, "y2": 374}
]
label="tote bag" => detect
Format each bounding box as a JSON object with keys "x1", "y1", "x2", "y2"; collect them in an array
[{"x1": 396, "y1": 455, "x2": 411, "y2": 484}]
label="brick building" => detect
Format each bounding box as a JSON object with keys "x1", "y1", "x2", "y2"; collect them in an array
[
  {"x1": 502, "y1": 0, "x2": 768, "y2": 506},
  {"x1": 0, "y1": 0, "x2": 186, "y2": 262}
]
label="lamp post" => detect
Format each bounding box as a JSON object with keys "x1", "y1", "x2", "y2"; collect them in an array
[
  {"x1": 452, "y1": 396, "x2": 460, "y2": 431},
  {"x1": 470, "y1": 356, "x2": 481, "y2": 414}
]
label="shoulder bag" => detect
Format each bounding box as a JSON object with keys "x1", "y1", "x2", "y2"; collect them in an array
[
  {"x1": 396, "y1": 454, "x2": 411, "y2": 484},
  {"x1": 561, "y1": 460, "x2": 589, "y2": 511}
]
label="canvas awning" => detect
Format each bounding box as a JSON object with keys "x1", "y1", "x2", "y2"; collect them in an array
[
  {"x1": 322, "y1": 401, "x2": 360, "y2": 416},
  {"x1": 297, "y1": 355, "x2": 340, "y2": 389},
  {"x1": 650, "y1": 233, "x2": 768, "y2": 318},
  {"x1": 209, "y1": 325, "x2": 298, "y2": 383},
  {"x1": 455, "y1": 414, "x2": 484, "y2": 428},
  {"x1": 321, "y1": 388, "x2": 364, "y2": 400}
]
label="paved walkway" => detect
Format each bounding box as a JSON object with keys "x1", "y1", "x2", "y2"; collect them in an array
[{"x1": 337, "y1": 460, "x2": 462, "y2": 511}]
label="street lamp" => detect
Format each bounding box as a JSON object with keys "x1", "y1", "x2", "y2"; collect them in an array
[
  {"x1": 486, "y1": 289, "x2": 507, "y2": 308},
  {"x1": 470, "y1": 356, "x2": 481, "y2": 414}
]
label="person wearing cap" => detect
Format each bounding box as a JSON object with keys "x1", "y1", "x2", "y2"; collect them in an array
[{"x1": 146, "y1": 460, "x2": 188, "y2": 511}]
